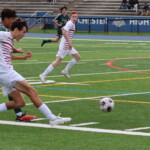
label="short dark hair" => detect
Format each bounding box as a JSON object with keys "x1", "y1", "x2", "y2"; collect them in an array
[
  {"x1": 10, "y1": 18, "x2": 28, "y2": 31},
  {"x1": 60, "y1": 6, "x2": 67, "y2": 13},
  {"x1": 1, "y1": 8, "x2": 17, "y2": 21}
]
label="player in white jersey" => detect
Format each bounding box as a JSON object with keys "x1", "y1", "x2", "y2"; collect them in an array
[
  {"x1": 0, "y1": 18, "x2": 71, "y2": 125},
  {"x1": 0, "y1": 8, "x2": 36, "y2": 121},
  {"x1": 39, "y1": 11, "x2": 80, "y2": 83}
]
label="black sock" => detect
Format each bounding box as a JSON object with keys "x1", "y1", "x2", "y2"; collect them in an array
[{"x1": 45, "y1": 39, "x2": 51, "y2": 43}]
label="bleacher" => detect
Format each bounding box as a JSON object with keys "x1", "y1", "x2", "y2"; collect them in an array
[
  {"x1": 0, "y1": 0, "x2": 150, "y2": 16},
  {"x1": 0, "y1": 0, "x2": 73, "y2": 15},
  {"x1": 68, "y1": 0, "x2": 150, "y2": 16}
]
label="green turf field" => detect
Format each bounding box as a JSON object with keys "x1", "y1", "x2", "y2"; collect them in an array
[{"x1": 1, "y1": 37, "x2": 150, "y2": 150}]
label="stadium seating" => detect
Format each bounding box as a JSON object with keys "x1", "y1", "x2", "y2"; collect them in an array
[
  {"x1": 68, "y1": 0, "x2": 150, "y2": 16},
  {"x1": 0, "y1": 0, "x2": 150, "y2": 16}
]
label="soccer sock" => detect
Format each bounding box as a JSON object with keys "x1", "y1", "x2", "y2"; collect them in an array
[
  {"x1": 8, "y1": 96, "x2": 23, "y2": 116},
  {"x1": 45, "y1": 39, "x2": 51, "y2": 43},
  {"x1": 64, "y1": 58, "x2": 77, "y2": 72},
  {"x1": 42, "y1": 64, "x2": 54, "y2": 76},
  {"x1": 38, "y1": 103, "x2": 56, "y2": 121},
  {"x1": 0, "y1": 103, "x2": 7, "y2": 112}
]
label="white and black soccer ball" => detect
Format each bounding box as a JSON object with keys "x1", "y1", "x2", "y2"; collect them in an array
[{"x1": 99, "y1": 97, "x2": 115, "y2": 112}]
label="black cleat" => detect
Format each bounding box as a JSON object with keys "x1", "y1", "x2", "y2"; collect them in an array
[{"x1": 41, "y1": 40, "x2": 47, "y2": 47}]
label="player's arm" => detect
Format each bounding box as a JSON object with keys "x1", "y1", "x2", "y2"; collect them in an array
[
  {"x1": 52, "y1": 19, "x2": 62, "y2": 27},
  {"x1": 62, "y1": 28, "x2": 72, "y2": 50},
  {"x1": 12, "y1": 47, "x2": 23, "y2": 53},
  {"x1": 11, "y1": 52, "x2": 32, "y2": 60},
  {"x1": 53, "y1": 15, "x2": 62, "y2": 27}
]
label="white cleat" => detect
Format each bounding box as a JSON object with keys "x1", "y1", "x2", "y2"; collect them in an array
[
  {"x1": 50, "y1": 116, "x2": 72, "y2": 126},
  {"x1": 61, "y1": 70, "x2": 70, "y2": 78},
  {"x1": 39, "y1": 74, "x2": 46, "y2": 83}
]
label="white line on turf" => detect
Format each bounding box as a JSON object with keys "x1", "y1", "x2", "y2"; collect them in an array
[
  {"x1": 0, "y1": 120, "x2": 150, "y2": 136},
  {"x1": 24, "y1": 37, "x2": 150, "y2": 43},
  {"x1": 126, "y1": 127, "x2": 150, "y2": 131},
  {"x1": 26, "y1": 92, "x2": 150, "y2": 106},
  {"x1": 25, "y1": 70, "x2": 150, "y2": 79},
  {"x1": 70, "y1": 122, "x2": 99, "y2": 127},
  {"x1": 32, "y1": 118, "x2": 47, "y2": 121}
]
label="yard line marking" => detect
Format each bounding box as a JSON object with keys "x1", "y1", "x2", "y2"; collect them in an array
[
  {"x1": 0, "y1": 120, "x2": 150, "y2": 136},
  {"x1": 26, "y1": 70, "x2": 150, "y2": 79},
  {"x1": 33, "y1": 76, "x2": 150, "y2": 88},
  {"x1": 32, "y1": 118, "x2": 47, "y2": 121},
  {"x1": 70, "y1": 122, "x2": 99, "y2": 127},
  {"x1": 26, "y1": 92, "x2": 150, "y2": 106},
  {"x1": 126, "y1": 127, "x2": 150, "y2": 131},
  {"x1": 24, "y1": 37, "x2": 150, "y2": 43}
]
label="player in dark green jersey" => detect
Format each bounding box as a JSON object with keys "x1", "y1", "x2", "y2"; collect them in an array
[
  {"x1": 0, "y1": 8, "x2": 36, "y2": 121},
  {"x1": 41, "y1": 6, "x2": 69, "y2": 47}
]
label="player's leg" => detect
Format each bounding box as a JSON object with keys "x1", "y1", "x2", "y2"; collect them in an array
[
  {"x1": 39, "y1": 57, "x2": 62, "y2": 83},
  {"x1": 61, "y1": 48, "x2": 81, "y2": 78},
  {"x1": 8, "y1": 96, "x2": 36, "y2": 121},
  {"x1": 0, "y1": 90, "x2": 25, "y2": 112},
  {"x1": 39, "y1": 48, "x2": 68, "y2": 83},
  {"x1": 41, "y1": 36, "x2": 60, "y2": 47},
  {"x1": 13, "y1": 80, "x2": 71, "y2": 125}
]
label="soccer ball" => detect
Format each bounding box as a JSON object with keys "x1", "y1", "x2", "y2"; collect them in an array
[{"x1": 99, "y1": 97, "x2": 115, "y2": 112}]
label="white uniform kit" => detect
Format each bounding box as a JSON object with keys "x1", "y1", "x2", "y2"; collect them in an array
[
  {"x1": 56, "y1": 20, "x2": 78, "y2": 58},
  {"x1": 0, "y1": 31, "x2": 25, "y2": 96}
]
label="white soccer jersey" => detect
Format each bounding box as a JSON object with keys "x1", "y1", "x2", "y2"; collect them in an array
[
  {"x1": 0, "y1": 31, "x2": 14, "y2": 69},
  {"x1": 60, "y1": 20, "x2": 75, "y2": 50}
]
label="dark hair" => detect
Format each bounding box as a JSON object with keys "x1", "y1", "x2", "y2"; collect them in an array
[
  {"x1": 10, "y1": 18, "x2": 28, "y2": 31},
  {"x1": 60, "y1": 6, "x2": 67, "y2": 13},
  {"x1": 1, "y1": 8, "x2": 17, "y2": 21}
]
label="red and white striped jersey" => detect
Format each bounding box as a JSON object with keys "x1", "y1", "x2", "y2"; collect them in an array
[
  {"x1": 0, "y1": 31, "x2": 14, "y2": 69},
  {"x1": 60, "y1": 20, "x2": 75, "y2": 50}
]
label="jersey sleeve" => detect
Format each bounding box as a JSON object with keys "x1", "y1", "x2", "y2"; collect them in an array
[
  {"x1": 63, "y1": 21, "x2": 73, "y2": 32},
  {"x1": 55, "y1": 14, "x2": 61, "y2": 21}
]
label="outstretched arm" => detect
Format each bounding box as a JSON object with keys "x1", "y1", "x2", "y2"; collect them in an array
[
  {"x1": 12, "y1": 52, "x2": 32, "y2": 60},
  {"x1": 12, "y1": 47, "x2": 24, "y2": 53}
]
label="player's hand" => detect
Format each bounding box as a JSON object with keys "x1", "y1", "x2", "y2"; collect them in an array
[
  {"x1": 26, "y1": 52, "x2": 32, "y2": 58},
  {"x1": 16, "y1": 48, "x2": 24, "y2": 53},
  {"x1": 58, "y1": 24, "x2": 62, "y2": 27},
  {"x1": 69, "y1": 43, "x2": 72, "y2": 50}
]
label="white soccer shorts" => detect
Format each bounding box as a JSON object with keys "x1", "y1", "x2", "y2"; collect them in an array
[
  {"x1": 0, "y1": 67, "x2": 25, "y2": 96},
  {"x1": 56, "y1": 47, "x2": 78, "y2": 59}
]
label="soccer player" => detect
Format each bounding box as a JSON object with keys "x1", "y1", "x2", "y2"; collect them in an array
[
  {"x1": 0, "y1": 18, "x2": 71, "y2": 125},
  {"x1": 0, "y1": 8, "x2": 36, "y2": 121},
  {"x1": 39, "y1": 11, "x2": 80, "y2": 82},
  {"x1": 41, "y1": 6, "x2": 69, "y2": 47}
]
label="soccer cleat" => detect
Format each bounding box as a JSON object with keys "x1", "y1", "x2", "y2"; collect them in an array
[
  {"x1": 16, "y1": 114, "x2": 36, "y2": 121},
  {"x1": 61, "y1": 70, "x2": 70, "y2": 78},
  {"x1": 41, "y1": 40, "x2": 47, "y2": 47},
  {"x1": 39, "y1": 74, "x2": 46, "y2": 83},
  {"x1": 50, "y1": 115, "x2": 71, "y2": 126}
]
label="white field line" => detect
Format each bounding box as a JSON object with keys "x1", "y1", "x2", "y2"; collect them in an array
[
  {"x1": 126, "y1": 127, "x2": 150, "y2": 132},
  {"x1": 70, "y1": 122, "x2": 99, "y2": 127},
  {"x1": 25, "y1": 70, "x2": 150, "y2": 79},
  {"x1": 32, "y1": 118, "x2": 47, "y2": 121},
  {"x1": 0, "y1": 120, "x2": 150, "y2": 136},
  {"x1": 26, "y1": 92, "x2": 150, "y2": 106},
  {"x1": 24, "y1": 37, "x2": 150, "y2": 43},
  {"x1": 13, "y1": 57, "x2": 150, "y2": 65}
]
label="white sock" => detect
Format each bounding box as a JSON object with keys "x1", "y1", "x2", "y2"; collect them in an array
[
  {"x1": 0, "y1": 103, "x2": 7, "y2": 112},
  {"x1": 42, "y1": 64, "x2": 54, "y2": 76},
  {"x1": 64, "y1": 58, "x2": 77, "y2": 72},
  {"x1": 38, "y1": 103, "x2": 56, "y2": 120},
  {"x1": 16, "y1": 112, "x2": 23, "y2": 117}
]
